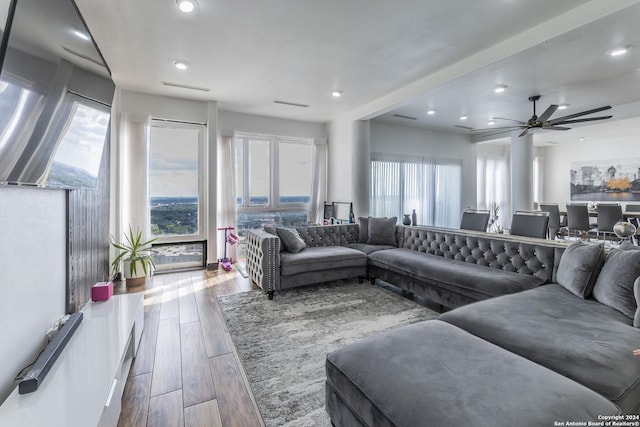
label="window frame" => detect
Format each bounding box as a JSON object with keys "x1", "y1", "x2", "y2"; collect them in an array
[
  {"x1": 148, "y1": 120, "x2": 207, "y2": 244},
  {"x1": 235, "y1": 133, "x2": 313, "y2": 214}
]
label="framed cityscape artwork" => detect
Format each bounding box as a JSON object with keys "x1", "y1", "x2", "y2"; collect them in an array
[{"x1": 570, "y1": 158, "x2": 640, "y2": 202}]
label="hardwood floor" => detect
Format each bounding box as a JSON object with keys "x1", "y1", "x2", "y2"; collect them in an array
[{"x1": 115, "y1": 268, "x2": 264, "y2": 427}]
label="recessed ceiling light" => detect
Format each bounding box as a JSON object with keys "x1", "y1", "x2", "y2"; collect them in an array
[
  {"x1": 558, "y1": 104, "x2": 569, "y2": 110},
  {"x1": 177, "y1": 0, "x2": 198, "y2": 12},
  {"x1": 332, "y1": 90, "x2": 342, "y2": 98},
  {"x1": 459, "y1": 116, "x2": 468, "y2": 120},
  {"x1": 173, "y1": 60, "x2": 190, "y2": 70},
  {"x1": 427, "y1": 110, "x2": 435, "y2": 115},
  {"x1": 609, "y1": 46, "x2": 631, "y2": 57},
  {"x1": 494, "y1": 84, "x2": 508, "y2": 93},
  {"x1": 488, "y1": 120, "x2": 496, "y2": 125}
]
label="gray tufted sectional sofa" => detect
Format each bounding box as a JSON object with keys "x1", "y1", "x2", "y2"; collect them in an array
[
  {"x1": 246, "y1": 223, "x2": 640, "y2": 425},
  {"x1": 245, "y1": 223, "x2": 564, "y2": 305}
]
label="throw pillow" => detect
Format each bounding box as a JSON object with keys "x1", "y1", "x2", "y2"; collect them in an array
[
  {"x1": 276, "y1": 227, "x2": 306, "y2": 253},
  {"x1": 358, "y1": 217, "x2": 369, "y2": 243},
  {"x1": 262, "y1": 224, "x2": 283, "y2": 252},
  {"x1": 556, "y1": 241, "x2": 605, "y2": 298},
  {"x1": 367, "y1": 216, "x2": 398, "y2": 246},
  {"x1": 592, "y1": 244, "x2": 640, "y2": 319},
  {"x1": 634, "y1": 277, "x2": 640, "y2": 328}
]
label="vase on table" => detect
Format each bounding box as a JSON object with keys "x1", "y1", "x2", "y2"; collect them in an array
[
  {"x1": 411, "y1": 210, "x2": 417, "y2": 226},
  {"x1": 402, "y1": 214, "x2": 411, "y2": 225}
]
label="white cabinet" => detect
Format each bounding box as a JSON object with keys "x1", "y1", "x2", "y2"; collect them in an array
[{"x1": 0, "y1": 294, "x2": 144, "y2": 427}]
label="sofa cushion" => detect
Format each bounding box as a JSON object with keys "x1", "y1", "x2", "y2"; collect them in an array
[
  {"x1": 326, "y1": 320, "x2": 619, "y2": 427},
  {"x1": 357, "y1": 217, "x2": 368, "y2": 243},
  {"x1": 556, "y1": 241, "x2": 605, "y2": 298},
  {"x1": 345, "y1": 243, "x2": 395, "y2": 255},
  {"x1": 367, "y1": 217, "x2": 397, "y2": 246},
  {"x1": 368, "y1": 248, "x2": 546, "y2": 299},
  {"x1": 592, "y1": 243, "x2": 640, "y2": 319},
  {"x1": 276, "y1": 227, "x2": 306, "y2": 253},
  {"x1": 439, "y1": 284, "x2": 640, "y2": 412},
  {"x1": 279, "y1": 246, "x2": 367, "y2": 276},
  {"x1": 263, "y1": 224, "x2": 283, "y2": 252}
]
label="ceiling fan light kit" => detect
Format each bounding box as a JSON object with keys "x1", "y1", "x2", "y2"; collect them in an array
[{"x1": 473, "y1": 95, "x2": 612, "y2": 138}]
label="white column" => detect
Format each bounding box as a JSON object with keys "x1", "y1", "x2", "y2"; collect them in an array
[
  {"x1": 352, "y1": 120, "x2": 371, "y2": 217},
  {"x1": 511, "y1": 131, "x2": 534, "y2": 212}
]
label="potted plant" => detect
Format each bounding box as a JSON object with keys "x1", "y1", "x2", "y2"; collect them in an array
[{"x1": 111, "y1": 227, "x2": 157, "y2": 287}]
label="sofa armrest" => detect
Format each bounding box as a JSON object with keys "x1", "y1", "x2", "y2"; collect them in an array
[{"x1": 245, "y1": 229, "x2": 281, "y2": 293}]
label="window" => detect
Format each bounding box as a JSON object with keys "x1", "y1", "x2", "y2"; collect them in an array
[
  {"x1": 370, "y1": 153, "x2": 461, "y2": 228},
  {"x1": 235, "y1": 134, "x2": 314, "y2": 236},
  {"x1": 148, "y1": 122, "x2": 205, "y2": 241},
  {"x1": 45, "y1": 98, "x2": 110, "y2": 188},
  {"x1": 279, "y1": 141, "x2": 313, "y2": 204}
]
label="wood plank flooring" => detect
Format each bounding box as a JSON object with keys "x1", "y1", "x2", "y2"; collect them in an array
[{"x1": 115, "y1": 268, "x2": 264, "y2": 427}]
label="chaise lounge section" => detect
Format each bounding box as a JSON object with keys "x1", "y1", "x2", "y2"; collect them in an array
[{"x1": 326, "y1": 241, "x2": 640, "y2": 425}]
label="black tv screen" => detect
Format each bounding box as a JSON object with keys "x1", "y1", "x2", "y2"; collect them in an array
[{"x1": 0, "y1": 0, "x2": 114, "y2": 189}]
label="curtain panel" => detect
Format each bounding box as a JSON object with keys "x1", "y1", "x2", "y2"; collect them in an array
[
  {"x1": 217, "y1": 134, "x2": 238, "y2": 262},
  {"x1": 309, "y1": 139, "x2": 327, "y2": 224},
  {"x1": 477, "y1": 154, "x2": 511, "y2": 230},
  {"x1": 370, "y1": 152, "x2": 461, "y2": 228}
]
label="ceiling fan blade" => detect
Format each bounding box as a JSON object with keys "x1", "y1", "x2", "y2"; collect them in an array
[
  {"x1": 471, "y1": 125, "x2": 523, "y2": 132},
  {"x1": 474, "y1": 129, "x2": 516, "y2": 138},
  {"x1": 545, "y1": 126, "x2": 571, "y2": 131},
  {"x1": 518, "y1": 128, "x2": 530, "y2": 137},
  {"x1": 491, "y1": 117, "x2": 527, "y2": 125},
  {"x1": 552, "y1": 116, "x2": 613, "y2": 125},
  {"x1": 537, "y1": 104, "x2": 558, "y2": 123},
  {"x1": 548, "y1": 105, "x2": 612, "y2": 125}
]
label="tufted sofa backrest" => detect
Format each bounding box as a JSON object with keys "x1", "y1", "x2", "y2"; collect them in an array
[
  {"x1": 399, "y1": 226, "x2": 566, "y2": 283},
  {"x1": 295, "y1": 224, "x2": 360, "y2": 247}
]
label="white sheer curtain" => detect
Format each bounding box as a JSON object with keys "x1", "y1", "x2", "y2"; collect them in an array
[
  {"x1": 370, "y1": 152, "x2": 461, "y2": 227},
  {"x1": 477, "y1": 153, "x2": 511, "y2": 230},
  {"x1": 217, "y1": 134, "x2": 238, "y2": 262},
  {"x1": 309, "y1": 139, "x2": 327, "y2": 224},
  {"x1": 434, "y1": 162, "x2": 462, "y2": 227},
  {"x1": 113, "y1": 111, "x2": 151, "y2": 244}
]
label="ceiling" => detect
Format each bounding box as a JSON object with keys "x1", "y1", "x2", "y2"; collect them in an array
[{"x1": 74, "y1": 0, "x2": 640, "y2": 140}]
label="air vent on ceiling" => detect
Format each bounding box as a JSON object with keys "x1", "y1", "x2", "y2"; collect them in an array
[
  {"x1": 161, "y1": 81, "x2": 210, "y2": 92},
  {"x1": 274, "y1": 100, "x2": 309, "y2": 108},
  {"x1": 392, "y1": 114, "x2": 418, "y2": 121},
  {"x1": 453, "y1": 125, "x2": 473, "y2": 130},
  {"x1": 61, "y1": 46, "x2": 106, "y2": 67}
]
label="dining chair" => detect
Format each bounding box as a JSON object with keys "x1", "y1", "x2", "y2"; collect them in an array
[
  {"x1": 539, "y1": 203, "x2": 564, "y2": 239},
  {"x1": 626, "y1": 204, "x2": 640, "y2": 244},
  {"x1": 460, "y1": 209, "x2": 490, "y2": 232},
  {"x1": 565, "y1": 203, "x2": 592, "y2": 239},
  {"x1": 595, "y1": 203, "x2": 623, "y2": 241},
  {"x1": 509, "y1": 211, "x2": 549, "y2": 239}
]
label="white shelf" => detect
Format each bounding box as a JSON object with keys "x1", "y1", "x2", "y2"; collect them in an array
[{"x1": 0, "y1": 293, "x2": 144, "y2": 427}]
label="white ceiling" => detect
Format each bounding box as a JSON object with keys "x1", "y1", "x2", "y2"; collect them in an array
[{"x1": 74, "y1": 0, "x2": 640, "y2": 139}]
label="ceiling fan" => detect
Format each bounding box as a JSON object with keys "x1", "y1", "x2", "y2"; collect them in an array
[{"x1": 473, "y1": 95, "x2": 612, "y2": 138}]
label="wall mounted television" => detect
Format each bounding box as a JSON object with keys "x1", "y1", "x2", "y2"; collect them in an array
[{"x1": 0, "y1": 0, "x2": 115, "y2": 189}]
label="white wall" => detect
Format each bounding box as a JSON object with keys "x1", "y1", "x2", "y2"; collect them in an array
[
  {"x1": 541, "y1": 126, "x2": 639, "y2": 206},
  {"x1": 219, "y1": 110, "x2": 326, "y2": 140},
  {"x1": 0, "y1": 186, "x2": 67, "y2": 403},
  {"x1": 370, "y1": 121, "x2": 477, "y2": 211}
]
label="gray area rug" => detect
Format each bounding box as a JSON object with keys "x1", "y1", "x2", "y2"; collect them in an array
[{"x1": 217, "y1": 280, "x2": 440, "y2": 427}]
